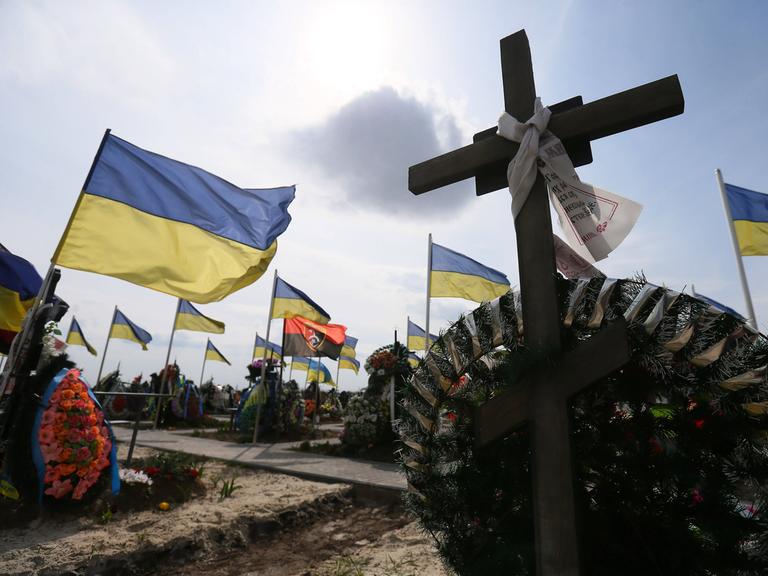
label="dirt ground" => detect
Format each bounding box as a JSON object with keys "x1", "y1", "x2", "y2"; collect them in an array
[{"x1": 0, "y1": 446, "x2": 447, "y2": 576}]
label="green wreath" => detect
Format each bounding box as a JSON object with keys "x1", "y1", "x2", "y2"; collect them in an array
[{"x1": 399, "y1": 276, "x2": 768, "y2": 575}]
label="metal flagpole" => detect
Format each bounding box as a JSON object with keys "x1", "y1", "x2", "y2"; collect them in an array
[
  {"x1": 154, "y1": 298, "x2": 182, "y2": 428},
  {"x1": 0, "y1": 356, "x2": 5, "y2": 372},
  {"x1": 253, "y1": 269, "x2": 278, "y2": 444},
  {"x1": 288, "y1": 360, "x2": 294, "y2": 382},
  {"x1": 278, "y1": 320, "x2": 286, "y2": 384},
  {"x1": 425, "y1": 233, "x2": 433, "y2": 351},
  {"x1": 96, "y1": 305, "x2": 117, "y2": 385},
  {"x1": 716, "y1": 169, "x2": 758, "y2": 329},
  {"x1": 199, "y1": 339, "x2": 209, "y2": 387},
  {"x1": 313, "y1": 357, "x2": 322, "y2": 428},
  {"x1": 391, "y1": 328, "x2": 397, "y2": 428},
  {"x1": 335, "y1": 358, "x2": 341, "y2": 390}
]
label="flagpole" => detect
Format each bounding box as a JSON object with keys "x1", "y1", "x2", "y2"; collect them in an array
[
  {"x1": 96, "y1": 305, "x2": 117, "y2": 385},
  {"x1": 199, "y1": 339, "x2": 209, "y2": 387},
  {"x1": 288, "y1": 360, "x2": 294, "y2": 382},
  {"x1": 335, "y1": 357, "x2": 341, "y2": 390},
  {"x1": 153, "y1": 298, "x2": 181, "y2": 429},
  {"x1": 716, "y1": 169, "x2": 758, "y2": 329},
  {"x1": 313, "y1": 357, "x2": 322, "y2": 428},
  {"x1": 278, "y1": 319, "x2": 286, "y2": 384},
  {"x1": 391, "y1": 328, "x2": 397, "y2": 428},
  {"x1": 253, "y1": 269, "x2": 278, "y2": 444},
  {"x1": 425, "y1": 233, "x2": 433, "y2": 351}
]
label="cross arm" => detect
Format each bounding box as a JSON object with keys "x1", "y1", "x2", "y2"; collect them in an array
[
  {"x1": 472, "y1": 319, "x2": 630, "y2": 447},
  {"x1": 409, "y1": 75, "x2": 684, "y2": 195}
]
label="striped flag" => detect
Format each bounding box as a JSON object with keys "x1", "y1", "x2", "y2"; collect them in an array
[
  {"x1": 272, "y1": 277, "x2": 330, "y2": 324},
  {"x1": 407, "y1": 319, "x2": 437, "y2": 351},
  {"x1": 66, "y1": 317, "x2": 97, "y2": 356},
  {"x1": 338, "y1": 355, "x2": 360, "y2": 374},
  {"x1": 110, "y1": 309, "x2": 152, "y2": 350},
  {"x1": 431, "y1": 242, "x2": 510, "y2": 302},
  {"x1": 205, "y1": 339, "x2": 230, "y2": 365},
  {"x1": 175, "y1": 299, "x2": 225, "y2": 334}
]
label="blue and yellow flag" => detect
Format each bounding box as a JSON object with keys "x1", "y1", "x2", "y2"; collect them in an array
[
  {"x1": 253, "y1": 335, "x2": 282, "y2": 361},
  {"x1": 205, "y1": 339, "x2": 231, "y2": 365},
  {"x1": 175, "y1": 299, "x2": 225, "y2": 334},
  {"x1": 0, "y1": 249, "x2": 41, "y2": 353},
  {"x1": 341, "y1": 335, "x2": 358, "y2": 358},
  {"x1": 431, "y1": 243, "x2": 510, "y2": 302},
  {"x1": 407, "y1": 319, "x2": 437, "y2": 351},
  {"x1": 272, "y1": 277, "x2": 330, "y2": 323},
  {"x1": 110, "y1": 309, "x2": 152, "y2": 350},
  {"x1": 338, "y1": 355, "x2": 360, "y2": 374},
  {"x1": 291, "y1": 356, "x2": 310, "y2": 372},
  {"x1": 66, "y1": 317, "x2": 97, "y2": 356},
  {"x1": 725, "y1": 183, "x2": 768, "y2": 256},
  {"x1": 308, "y1": 359, "x2": 335, "y2": 386},
  {"x1": 408, "y1": 352, "x2": 421, "y2": 369},
  {"x1": 53, "y1": 132, "x2": 295, "y2": 303}
]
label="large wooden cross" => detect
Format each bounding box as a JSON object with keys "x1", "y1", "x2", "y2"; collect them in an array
[{"x1": 409, "y1": 30, "x2": 684, "y2": 576}]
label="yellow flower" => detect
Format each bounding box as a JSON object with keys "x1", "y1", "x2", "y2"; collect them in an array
[{"x1": 158, "y1": 501, "x2": 171, "y2": 511}]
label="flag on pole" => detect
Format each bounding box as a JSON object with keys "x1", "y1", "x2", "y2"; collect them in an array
[
  {"x1": 341, "y1": 335, "x2": 358, "y2": 358},
  {"x1": 338, "y1": 355, "x2": 360, "y2": 374},
  {"x1": 430, "y1": 243, "x2": 510, "y2": 302},
  {"x1": 408, "y1": 352, "x2": 421, "y2": 369},
  {"x1": 253, "y1": 335, "x2": 282, "y2": 361},
  {"x1": 272, "y1": 277, "x2": 330, "y2": 323},
  {"x1": 109, "y1": 309, "x2": 152, "y2": 350},
  {"x1": 66, "y1": 317, "x2": 97, "y2": 356},
  {"x1": 0, "y1": 249, "x2": 42, "y2": 354},
  {"x1": 205, "y1": 339, "x2": 231, "y2": 365},
  {"x1": 283, "y1": 316, "x2": 346, "y2": 359},
  {"x1": 407, "y1": 319, "x2": 437, "y2": 351},
  {"x1": 723, "y1": 183, "x2": 768, "y2": 256},
  {"x1": 291, "y1": 356, "x2": 310, "y2": 372},
  {"x1": 52, "y1": 132, "x2": 296, "y2": 303},
  {"x1": 175, "y1": 300, "x2": 225, "y2": 333},
  {"x1": 308, "y1": 359, "x2": 335, "y2": 386}
]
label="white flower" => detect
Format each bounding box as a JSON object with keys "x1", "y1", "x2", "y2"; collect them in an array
[{"x1": 119, "y1": 468, "x2": 153, "y2": 486}]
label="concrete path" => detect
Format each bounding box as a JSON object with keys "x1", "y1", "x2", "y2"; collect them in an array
[{"x1": 111, "y1": 426, "x2": 405, "y2": 492}]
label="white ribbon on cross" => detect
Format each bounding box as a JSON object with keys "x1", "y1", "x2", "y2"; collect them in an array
[{"x1": 497, "y1": 99, "x2": 642, "y2": 264}]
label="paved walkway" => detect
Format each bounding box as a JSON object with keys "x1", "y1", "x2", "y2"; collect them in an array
[{"x1": 111, "y1": 426, "x2": 405, "y2": 492}]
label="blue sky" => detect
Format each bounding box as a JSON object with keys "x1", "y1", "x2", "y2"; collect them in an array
[{"x1": 2, "y1": 0, "x2": 767, "y2": 391}]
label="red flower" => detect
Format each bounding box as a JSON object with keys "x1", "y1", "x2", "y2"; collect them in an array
[
  {"x1": 186, "y1": 468, "x2": 200, "y2": 479},
  {"x1": 694, "y1": 419, "x2": 705, "y2": 429},
  {"x1": 144, "y1": 466, "x2": 160, "y2": 476},
  {"x1": 691, "y1": 489, "x2": 704, "y2": 505}
]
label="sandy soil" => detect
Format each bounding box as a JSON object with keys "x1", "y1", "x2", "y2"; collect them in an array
[{"x1": 0, "y1": 447, "x2": 346, "y2": 576}]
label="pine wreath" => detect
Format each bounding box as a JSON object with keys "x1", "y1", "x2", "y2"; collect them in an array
[{"x1": 399, "y1": 275, "x2": 768, "y2": 575}]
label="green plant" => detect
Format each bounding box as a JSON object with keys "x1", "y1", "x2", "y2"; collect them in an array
[
  {"x1": 218, "y1": 477, "x2": 242, "y2": 501},
  {"x1": 99, "y1": 508, "x2": 113, "y2": 524},
  {"x1": 329, "y1": 556, "x2": 368, "y2": 576}
]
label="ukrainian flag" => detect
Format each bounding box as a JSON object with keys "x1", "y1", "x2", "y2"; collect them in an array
[
  {"x1": 205, "y1": 339, "x2": 231, "y2": 365},
  {"x1": 254, "y1": 335, "x2": 282, "y2": 361},
  {"x1": 725, "y1": 183, "x2": 768, "y2": 256},
  {"x1": 407, "y1": 319, "x2": 437, "y2": 351},
  {"x1": 175, "y1": 299, "x2": 225, "y2": 334},
  {"x1": 0, "y1": 249, "x2": 41, "y2": 353},
  {"x1": 341, "y1": 335, "x2": 358, "y2": 358},
  {"x1": 272, "y1": 277, "x2": 330, "y2": 323},
  {"x1": 110, "y1": 309, "x2": 152, "y2": 350},
  {"x1": 66, "y1": 317, "x2": 97, "y2": 356},
  {"x1": 291, "y1": 356, "x2": 310, "y2": 372},
  {"x1": 53, "y1": 132, "x2": 295, "y2": 303},
  {"x1": 408, "y1": 352, "x2": 421, "y2": 369},
  {"x1": 308, "y1": 359, "x2": 335, "y2": 386},
  {"x1": 431, "y1": 243, "x2": 510, "y2": 302},
  {"x1": 338, "y1": 355, "x2": 360, "y2": 374}
]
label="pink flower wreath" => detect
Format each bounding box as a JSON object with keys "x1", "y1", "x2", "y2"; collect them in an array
[{"x1": 36, "y1": 369, "x2": 113, "y2": 500}]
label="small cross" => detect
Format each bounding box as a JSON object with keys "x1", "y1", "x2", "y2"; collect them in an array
[{"x1": 409, "y1": 30, "x2": 684, "y2": 576}]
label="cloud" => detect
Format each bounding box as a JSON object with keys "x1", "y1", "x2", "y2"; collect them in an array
[{"x1": 291, "y1": 87, "x2": 474, "y2": 218}]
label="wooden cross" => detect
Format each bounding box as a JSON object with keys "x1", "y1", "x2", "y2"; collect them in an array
[{"x1": 409, "y1": 30, "x2": 684, "y2": 576}]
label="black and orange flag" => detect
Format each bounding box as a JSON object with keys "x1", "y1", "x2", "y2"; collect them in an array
[{"x1": 283, "y1": 316, "x2": 346, "y2": 359}]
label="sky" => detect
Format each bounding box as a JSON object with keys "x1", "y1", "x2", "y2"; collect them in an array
[{"x1": 2, "y1": 0, "x2": 768, "y2": 392}]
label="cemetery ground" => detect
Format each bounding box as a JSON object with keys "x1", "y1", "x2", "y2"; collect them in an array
[{"x1": 0, "y1": 436, "x2": 445, "y2": 576}]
